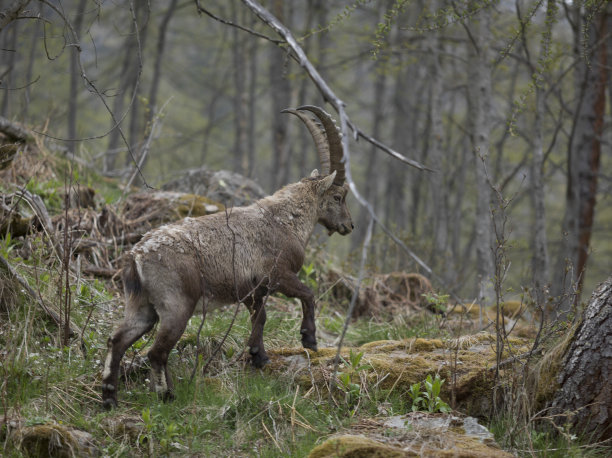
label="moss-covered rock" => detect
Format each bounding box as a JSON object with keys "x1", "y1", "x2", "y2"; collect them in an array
[
  {"x1": 309, "y1": 413, "x2": 512, "y2": 457},
  {"x1": 268, "y1": 334, "x2": 533, "y2": 418},
  {"x1": 12, "y1": 422, "x2": 97, "y2": 457},
  {"x1": 309, "y1": 435, "x2": 405, "y2": 457}
]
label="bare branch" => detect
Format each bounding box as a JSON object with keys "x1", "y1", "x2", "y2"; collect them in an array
[
  {"x1": 194, "y1": 0, "x2": 282, "y2": 45},
  {"x1": 239, "y1": 0, "x2": 435, "y2": 276}
]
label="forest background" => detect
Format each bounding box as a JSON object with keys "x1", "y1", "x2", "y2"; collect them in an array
[{"x1": 1, "y1": 0, "x2": 611, "y2": 309}]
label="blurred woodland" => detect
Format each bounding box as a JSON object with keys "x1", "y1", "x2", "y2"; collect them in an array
[{"x1": 1, "y1": 0, "x2": 611, "y2": 307}]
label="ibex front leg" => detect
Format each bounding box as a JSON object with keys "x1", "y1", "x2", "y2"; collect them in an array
[
  {"x1": 277, "y1": 273, "x2": 318, "y2": 352},
  {"x1": 246, "y1": 294, "x2": 269, "y2": 368}
]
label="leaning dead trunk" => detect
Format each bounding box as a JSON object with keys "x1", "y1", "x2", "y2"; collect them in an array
[{"x1": 550, "y1": 275, "x2": 612, "y2": 441}]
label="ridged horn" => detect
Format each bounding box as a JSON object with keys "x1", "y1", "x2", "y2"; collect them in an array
[
  {"x1": 282, "y1": 108, "x2": 330, "y2": 175},
  {"x1": 297, "y1": 105, "x2": 345, "y2": 185}
]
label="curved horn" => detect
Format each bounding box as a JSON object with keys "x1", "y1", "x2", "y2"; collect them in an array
[
  {"x1": 297, "y1": 105, "x2": 345, "y2": 185},
  {"x1": 281, "y1": 108, "x2": 330, "y2": 175}
]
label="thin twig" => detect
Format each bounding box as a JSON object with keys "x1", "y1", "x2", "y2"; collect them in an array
[{"x1": 194, "y1": 0, "x2": 283, "y2": 45}]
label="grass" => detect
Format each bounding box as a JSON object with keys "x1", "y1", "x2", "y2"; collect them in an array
[
  {"x1": 0, "y1": 282, "x2": 418, "y2": 456},
  {"x1": 1, "y1": 202, "x2": 609, "y2": 457}
]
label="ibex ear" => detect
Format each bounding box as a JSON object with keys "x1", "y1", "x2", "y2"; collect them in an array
[
  {"x1": 310, "y1": 169, "x2": 319, "y2": 177},
  {"x1": 317, "y1": 171, "x2": 336, "y2": 195}
]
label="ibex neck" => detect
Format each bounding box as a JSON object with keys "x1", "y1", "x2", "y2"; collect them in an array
[{"x1": 258, "y1": 183, "x2": 318, "y2": 247}]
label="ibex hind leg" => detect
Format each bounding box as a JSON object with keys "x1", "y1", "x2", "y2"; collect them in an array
[
  {"x1": 102, "y1": 297, "x2": 158, "y2": 409},
  {"x1": 247, "y1": 297, "x2": 269, "y2": 368},
  {"x1": 147, "y1": 298, "x2": 193, "y2": 401}
]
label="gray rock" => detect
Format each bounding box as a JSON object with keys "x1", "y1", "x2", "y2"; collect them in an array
[{"x1": 162, "y1": 167, "x2": 266, "y2": 207}]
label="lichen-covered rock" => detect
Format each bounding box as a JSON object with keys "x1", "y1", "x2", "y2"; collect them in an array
[
  {"x1": 12, "y1": 422, "x2": 97, "y2": 457},
  {"x1": 309, "y1": 412, "x2": 511, "y2": 457},
  {"x1": 268, "y1": 334, "x2": 533, "y2": 417}
]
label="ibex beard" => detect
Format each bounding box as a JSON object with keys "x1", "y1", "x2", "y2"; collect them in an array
[{"x1": 101, "y1": 106, "x2": 353, "y2": 408}]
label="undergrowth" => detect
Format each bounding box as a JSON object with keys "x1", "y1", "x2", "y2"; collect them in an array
[
  {"x1": 1, "y1": 227, "x2": 608, "y2": 456},
  {"x1": 0, "y1": 256, "x2": 440, "y2": 457},
  {"x1": 1, "y1": 147, "x2": 609, "y2": 457}
]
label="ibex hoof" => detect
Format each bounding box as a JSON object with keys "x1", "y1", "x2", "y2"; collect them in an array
[
  {"x1": 161, "y1": 391, "x2": 175, "y2": 402},
  {"x1": 102, "y1": 397, "x2": 117, "y2": 410},
  {"x1": 301, "y1": 337, "x2": 318, "y2": 352},
  {"x1": 251, "y1": 352, "x2": 270, "y2": 369}
]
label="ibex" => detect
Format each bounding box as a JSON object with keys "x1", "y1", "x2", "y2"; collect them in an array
[{"x1": 101, "y1": 106, "x2": 353, "y2": 408}]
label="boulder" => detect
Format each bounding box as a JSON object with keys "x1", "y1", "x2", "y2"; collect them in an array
[
  {"x1": 12, "y1": 422, "x2": 97, "y2": 457},
  {"x1": 309, "y1": 412, "x2": 511, "y2": 457},
  {"x1": 162, "y1": 167, "x2": 266, "y2": 207}
]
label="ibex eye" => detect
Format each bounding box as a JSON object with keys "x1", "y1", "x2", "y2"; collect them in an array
[{"x1": 334, "y1": 195, "x2": 341, "y2": 202}]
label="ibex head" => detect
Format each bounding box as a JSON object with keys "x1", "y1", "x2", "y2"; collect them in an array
[{"x1": 283, "y1": 105, "x2": 353, "y2": 236}]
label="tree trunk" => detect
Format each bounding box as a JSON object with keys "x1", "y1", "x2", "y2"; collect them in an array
[
  {"x1": 66, "y1": 0, "x2": 88, "y2": 153},
  {"x1": 1, "y1": 20, "x2": 18, "y2": 117},
  {"x1": 426, "y1": 0, "x2": 448, "y2": 273},
  {"x1": 246, "y1": 13, "x2": 258, "y2": 178},
  {"x1": 384, "y1": 61, "x2": 408, "y2": 235},
  {"x1": 126, "y1": 0, "x2": 150, "y2": 165},
  {"x1": 130, "y1": 0, "x2": 178, "y2": 186},
  {"x1": 352, "y1": 1, "x2": 390, "y2": 252},
  {"x1": 232, "y1": 2, "x2": 248, "y2": 177},
  {"x1": 466, "y1": 2, "x2": 494, "y2": 304},
  {"x1": 530, "y1": 84, "x2": 550, "y2": 311},
  {"x1": 268, "y1": 0, "x2": 291, "y2": 188},
  {"x1": 146, "y1": 0, "x2": 178, "y2": 131},
  {"x1": 105, "y1": 3, "x2": 143, "y2": 173},
  {"x1": 20, "y1": 2, "x2": 41, "y2": 118},
  {"x1": 553, "y1": 3, "x2": 608, "y2": 312},
  {"x1": 530, "y1": 0, "x2": 556, "y2": 312},
  {"x1": 550, "y1": 275, "x2": 612, "y2": 441}
]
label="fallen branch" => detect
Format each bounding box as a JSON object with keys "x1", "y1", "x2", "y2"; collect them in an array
[
  {"x1": 81, "y1": 264, "x2": 118, "y2": 278},
  {"x1": 0, "y1": 254, "x2": 79, "y2": 337},
  {"x1": 0, "y1": 115, "x2": 35, "y2": 143}
]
